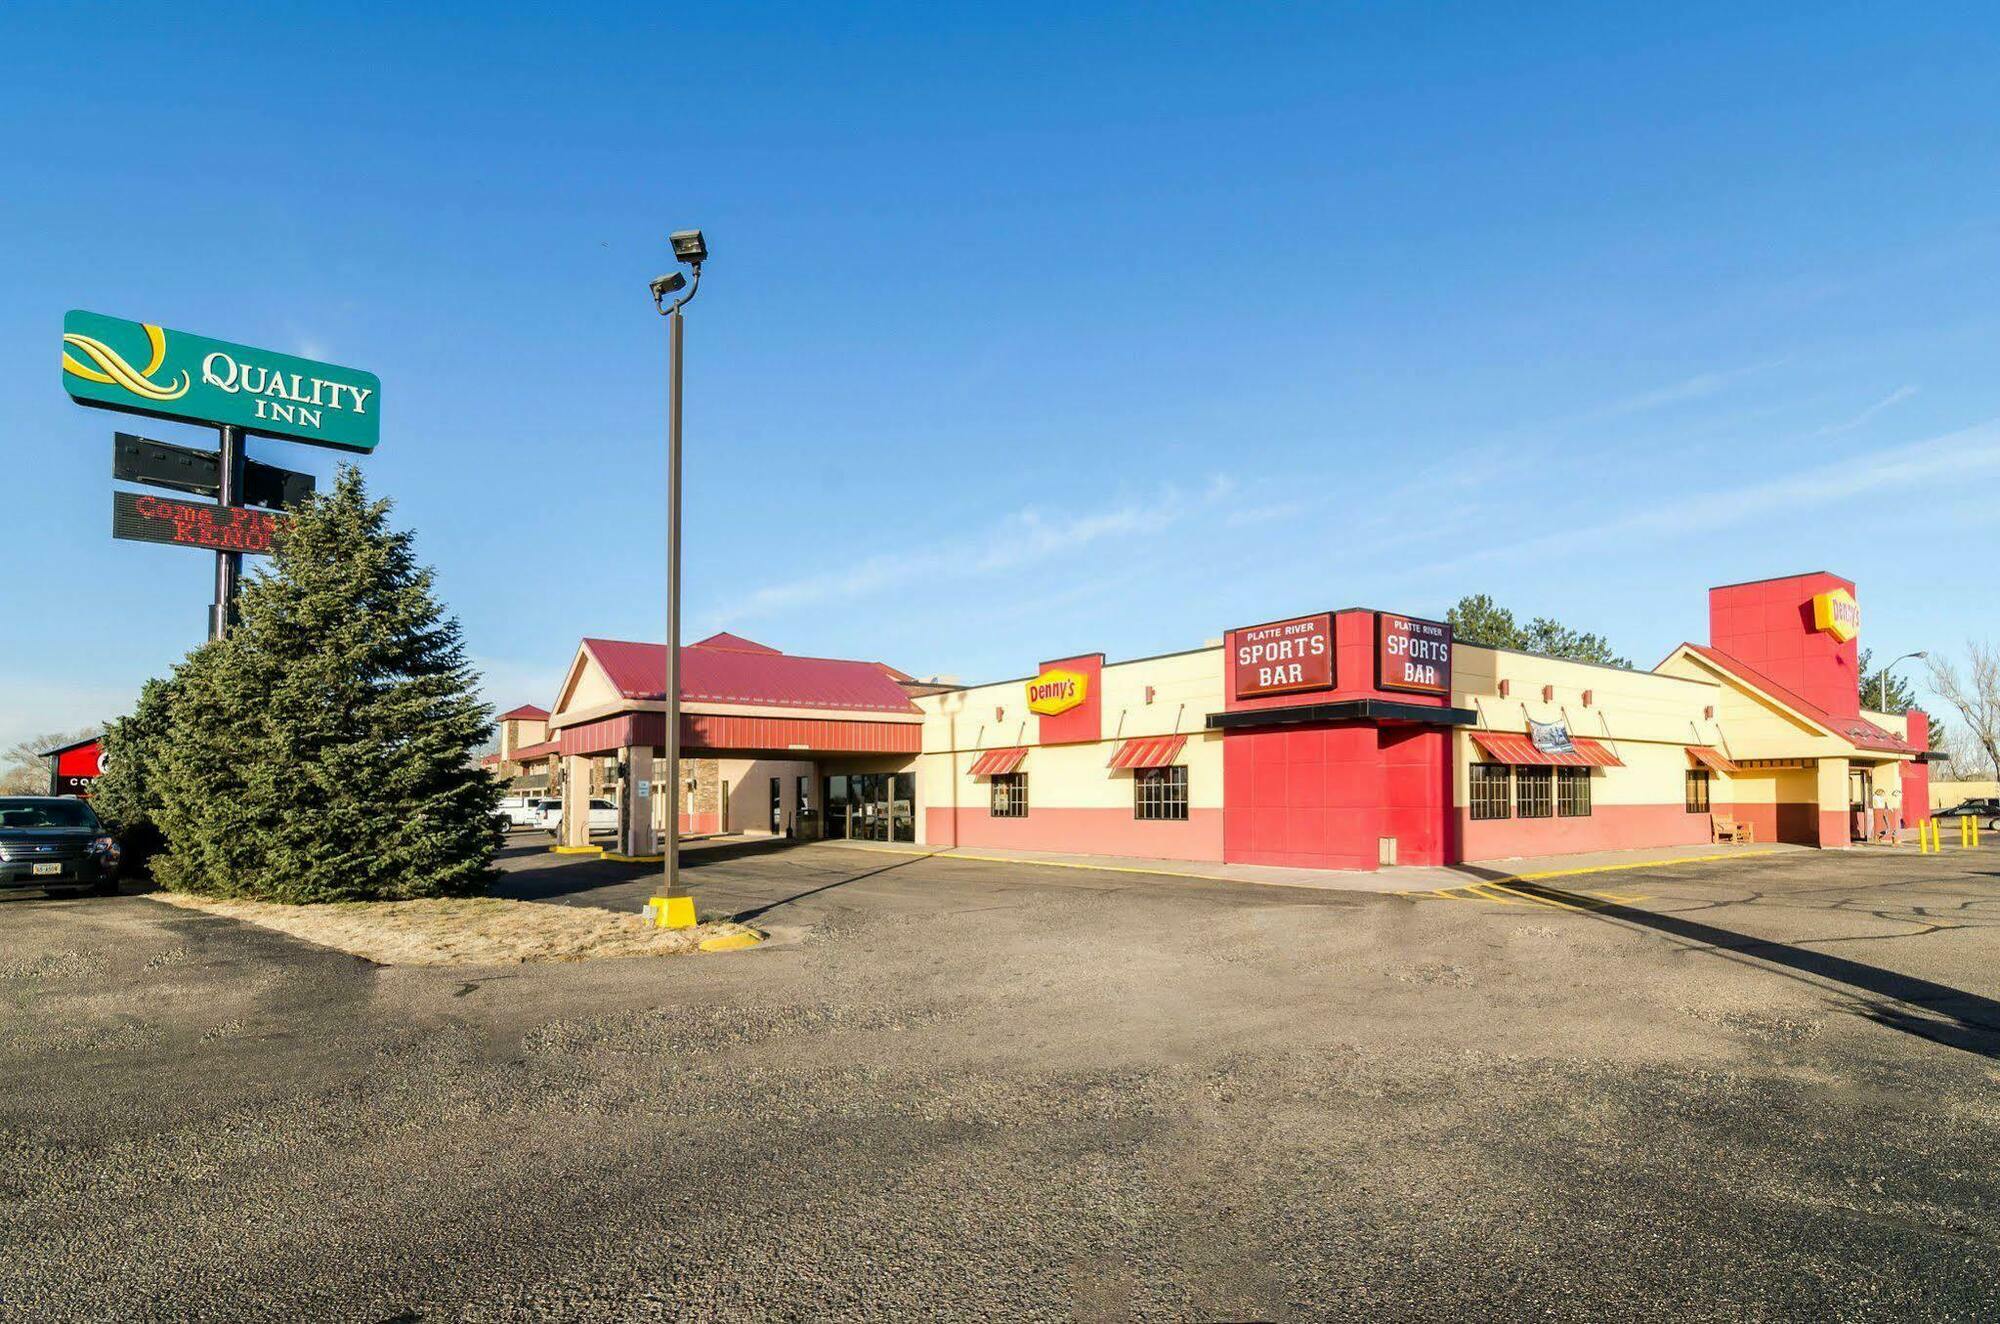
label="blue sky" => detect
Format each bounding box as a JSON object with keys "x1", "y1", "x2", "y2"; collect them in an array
[{"x1": 4, "y1": 4, "x2": 1998, "y2": 751}]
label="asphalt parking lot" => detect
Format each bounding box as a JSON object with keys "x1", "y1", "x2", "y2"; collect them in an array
[{"x1": 7, "y1": 843, "x2": 2000, "y2": 1321}]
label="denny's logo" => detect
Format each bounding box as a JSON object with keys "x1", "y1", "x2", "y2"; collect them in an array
[
  {"x1": 62, "y1": 310, "x2": 381, "y2": 453},
  {"x1": 1811, "y1": 588, "x2": 1860, "y2": 643},
  {"x1": 1025, "y1": 668, "x2": 1088, "y2": 716}
]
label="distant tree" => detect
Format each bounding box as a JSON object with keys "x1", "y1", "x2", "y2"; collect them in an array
[
  {"x1": 0, "y1": 726, "x2": 100, "y2": 795},
  {"x1": 150, "y1": 465, "x2": 501, "y2": 902},
  {"x1": 1858, "y1": 647, "x2": 1922, "y2": 714},
  {"x1": 1445, "y1": 595, "x2": 1633, "y2": 668},
  {"x1": 92, "y1": 679, "x2": 177, "y2": 875},
  {"x1": 1926, "y1": 643, "x2": 2000, "y2": 781}
]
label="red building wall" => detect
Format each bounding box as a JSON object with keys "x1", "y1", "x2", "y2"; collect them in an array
[
  {"x1": 1220, "y1": 610, "x2": 1456, "y2": 870},
  {"x1": 1708, "y1": 572, "x2": 1860, "y2": 718},
  {"x1": 1901, "y1": 709, "x2": 1931, "y2": 828}
]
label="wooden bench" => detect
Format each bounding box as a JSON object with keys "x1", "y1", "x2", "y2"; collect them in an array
[{"x1": 1712, "y1": 815, "x2": 1755, "y2": 844}]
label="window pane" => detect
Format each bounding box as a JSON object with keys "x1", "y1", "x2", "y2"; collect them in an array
[
  {"x1": 990, "y1": 773, "x2": 1027, "y2": 818},
  {"x1": 1134, "y1": 765, "x2": 1188, "y2": 821},
  {"x1": 1557, "y1": 767, "x2": 1592, "y2": 817},
  {"x1": 1469, "y1": 764, "x2": 1511, "y2": 820},
  {"x1": 1517, "y1": 766, "x2": 1553, "y2": 818},
  {"x1": 1685, "y1": 770, "x2": 1710, "y2": 814}
]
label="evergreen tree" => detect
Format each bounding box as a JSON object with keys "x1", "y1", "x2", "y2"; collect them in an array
[
  {"x1": 1858, "y1": 647, "x2": 1920, "y2": 714},
  {"x1": 1445, "y1": 594, "x2": 1633, "y2": 668},
  {"x1": 92, "y1": 677, "x2": 177, "y2": 875},
  {"x1": 151, "y1": 465, "x2": 501, "y2": 902}
]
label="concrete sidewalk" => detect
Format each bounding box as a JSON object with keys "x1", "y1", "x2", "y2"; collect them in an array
[{"x1": 817, "y1": 837, "x2": 1805, "y2": 894}]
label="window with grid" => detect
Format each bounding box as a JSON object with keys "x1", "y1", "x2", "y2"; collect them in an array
[
  {"x1": 1516, "y1": 766, "x2": 1554, "y2": 818},
  {"x1": 1685, "y1": 770, "x2": 1711, "y2": 814},
  {"x1": 1134, "y1": 765, "x2": 1188, "y2": 821},
  {"x1": 1469, "y1": 764, "x2": 1511, "y2": 820},
  {"x1": 990, "y1": 772, "x2": 1028, "y2": 818},
  {"x1": 1557, "y1": 767, "x2": 1592, "y2": 817}
]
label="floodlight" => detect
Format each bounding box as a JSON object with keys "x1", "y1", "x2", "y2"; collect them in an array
[{"x1": 669, "y1": 229, "x2": 708, "y2": 265}]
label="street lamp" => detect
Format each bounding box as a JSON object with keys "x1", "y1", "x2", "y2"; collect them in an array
[
  {"x1": 651, "y1": 229, "x2": 706, "y2": 909},
  {"x1": 1878, "y1": 649, "x2": 1927, "y2": 712}
]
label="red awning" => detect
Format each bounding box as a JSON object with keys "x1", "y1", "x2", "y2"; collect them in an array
[
  {"x1": 968, "y1": 746, "x2": 1028, "y2": 777},
  {"x1": 1469, "y1": 730, "x2": 1625, "y2": 768},
  {"x1": 1686, "y1": 745, "x2": 1739, "y2": 774},
  {"x1": 1108, "y1": 734, "x2": 1187, "y2": 770}
]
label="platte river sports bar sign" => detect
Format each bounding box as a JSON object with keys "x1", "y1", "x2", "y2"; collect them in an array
[
  {"x1": 63, "y1": 310, "x2": 381, "y2": 452},
  {"x1": 1376, "y1": 612, "x2": 1453, "y2": 695},
  {"x1": 1231, "y1": 612, "x2": 1334, "y2": 699}
]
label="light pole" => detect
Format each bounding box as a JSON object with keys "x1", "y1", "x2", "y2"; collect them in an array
[
  {"x1": 1877, "y1": 649, "x2": 1927, "y2": 712},
  {"x1": 650, "y1": 229, "x2": 707, "y2": 906}
]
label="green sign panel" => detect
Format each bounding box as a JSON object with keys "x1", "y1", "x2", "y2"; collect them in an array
[{"x1": 63, "y1": 309, "x2": 380, "y2": 452}]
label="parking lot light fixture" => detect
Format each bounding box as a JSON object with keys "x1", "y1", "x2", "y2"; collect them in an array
[{"x1": 651, "y1": 230, "x2": 706, "y2": 903}]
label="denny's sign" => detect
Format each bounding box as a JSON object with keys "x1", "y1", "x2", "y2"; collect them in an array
[
  {"x1": 63, "y1": 310, "x2": 380, "y2": 452},
  {"x1": 1026, "y1": 668, "x2": 1089, "y2": 716},
  {"x1": 1811, "y1": 588, "x2": 1860, "y2": 643}
]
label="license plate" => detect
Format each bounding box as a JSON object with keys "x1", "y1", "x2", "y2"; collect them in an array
[{"x1": 32, "y1": 862, "x2": 61, "y2": 877}]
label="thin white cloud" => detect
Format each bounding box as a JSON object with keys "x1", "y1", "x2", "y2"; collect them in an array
[
  {"x1": 718, "y1": 477, "x2": 1241, "y2": 625},
  {"x1": 1412, "y1": 419, "x2": 2000, "y2": 578},
  {"x1": 1812, "y1": 385, "x2": 1918, "y2": 437}
]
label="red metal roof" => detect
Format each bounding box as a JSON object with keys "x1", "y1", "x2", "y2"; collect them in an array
[
  {"x1": 1679, "y1": 644, "x2": 1920, "y2": 755},
  {"x1": 1686, "y1": 745, "x2": 1740, "y2": 774},
  {"x1": 509, "y1": 740, "x2": 560, "y2": 763},
  {"x1": 968, "y1": 747, "x2": 1028, "y2": 777},
  {"x1": 581, "y1": 638, "x2": 920, "y2": 715},
  {"x1": 499, "y1": 704, "x2": 550, "y2": 721},
  {"x1": 1108, "y1": 734, "x2": 1187, "y2": 769},
  {"x1": 691, "y1": 632, "x2": 781, "y2": 654},
  {"x1": 1470, "y1": 731, "x2": 1625, "y2": 768}
]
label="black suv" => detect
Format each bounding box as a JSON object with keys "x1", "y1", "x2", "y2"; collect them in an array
[
  {"x1": 0, "y1": 797, "x2": 121, "y2": 896},
  {"x1": 1936, "y1": 798, "x2": 2000, "y2": 831}
]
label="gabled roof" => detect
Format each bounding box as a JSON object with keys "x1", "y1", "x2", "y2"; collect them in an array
[
  {"x1": 690, "y1": 632, "x2": 781, "y2": 654},
  {"x1": 499, "y1": 704, "x2": 550, "y2": 721},
  {"x1": 579, "y1": 637, "x2": 921, "y2": 715},
  {"x1": 1675, "y1": 643, "x2": 1920, "y2": 756},
  {"x1": 38, "y1": 736, "x2": 101, "y2": 758}
]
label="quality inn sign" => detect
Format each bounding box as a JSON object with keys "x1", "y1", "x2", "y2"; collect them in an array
[{"x1": 63, "y1": 310, "x2": 380, "y2": 452}]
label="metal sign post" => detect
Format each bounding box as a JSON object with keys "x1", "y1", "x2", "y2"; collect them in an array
[{"x1": 210, "y1": 425, "x2": 245, "y2": 639}]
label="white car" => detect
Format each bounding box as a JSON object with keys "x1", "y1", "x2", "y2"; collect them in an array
[
  {"x1": 540, "y1": 798, "x2": 619, "y2": 835},
  {"x1": 495, "y1": 796, "x2": 553, "y2": 830}
]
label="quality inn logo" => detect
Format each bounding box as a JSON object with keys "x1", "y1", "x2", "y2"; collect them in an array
[
  {"x1": 62, "y1": 321, "x2": 190, "y2": 403},
  {"x1": 61, "y1": 310, "x2": 382, "y2": 454}
]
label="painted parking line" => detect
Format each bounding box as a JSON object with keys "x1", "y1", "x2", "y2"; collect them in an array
[{"x1": 1397, "y1": 884, "x2": 1650, "y2": 911}]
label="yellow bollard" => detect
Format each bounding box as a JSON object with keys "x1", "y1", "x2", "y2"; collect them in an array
[{"x1": 643, "y1": 895, "x2": 698, "y2": 929}]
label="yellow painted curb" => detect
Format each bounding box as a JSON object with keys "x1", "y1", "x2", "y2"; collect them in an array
[
  {"x1": 551, "y1": 845, "x2": 604, "y2": 857},
  {"x1": 1506, "y1": 849, "x2": 1778, "y2": 884},
  {"x1": 699, "y1": 931, "x2": 764, "y2": 953},
  {"x1": 603, "y1": 852, "x2": 666, "y2": 864}
]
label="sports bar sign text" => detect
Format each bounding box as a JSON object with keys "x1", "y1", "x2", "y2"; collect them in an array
[
  {"x1": 1376, "y1": 612, "x2": 1453, "y2": 695},
  {"x1": 1231, "y1": 613, "x2": 1333, "y2": 699},
  {"x1": 113, "y1": 491, "x2": 287, "y2": 554},
  {"x1": 64, "y1": 310, "x2": 381, "y2": 452}
]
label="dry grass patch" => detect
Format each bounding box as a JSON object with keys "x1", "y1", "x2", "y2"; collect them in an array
[{"x1": 146, "y1": 892, "x2": 761, "y2": 967}]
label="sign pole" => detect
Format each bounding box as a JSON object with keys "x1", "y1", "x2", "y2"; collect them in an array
[
  {"x1": 664, "y1": 303, "x2": 683, "y2": 899},
  {"x1": 210, "y1": 424, "x2": 245, "y2": 640}
]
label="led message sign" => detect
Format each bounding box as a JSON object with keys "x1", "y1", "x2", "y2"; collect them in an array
[
  {"x1": 1375, "y1": 612, "x2": 1453, "y2": 696},
  {"x1": 112, "y1": 491, "x2": 288, "y2": 554},
  {"x1": 1230, "y1": 613, "x2": 1334, "y2": 700}
]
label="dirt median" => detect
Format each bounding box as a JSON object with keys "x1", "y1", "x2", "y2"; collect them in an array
[{"x1": 146, "y1": 891, "x2": 759, "y2": 966}]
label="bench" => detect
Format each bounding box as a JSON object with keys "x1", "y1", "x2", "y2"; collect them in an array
[{"x1": 1712, "y1": 815, "x2": 1755, "y2": 844}]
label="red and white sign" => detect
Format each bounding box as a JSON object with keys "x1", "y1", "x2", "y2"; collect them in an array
[
  {"x1": 1376, "y1": 613, "x2": 1452, "y2": 695},
  {"x1": 1230, "y1": 613, "x2": 1334, "y2": 699}
]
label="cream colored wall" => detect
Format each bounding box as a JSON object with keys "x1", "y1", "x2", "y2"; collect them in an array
[
  {"x1": 1453, "y1": 644, "x2": 1723, "y2": 806},
  {"x1": 1653, "y1": 649, "x2": 1848, "y2": 761},
  {"x1": 912, "y1": 648, "x2": 1224, "y2": 836},
  {"x1": 1932, "y1": 780, "x2": 2000, "y2": 809},
  {"x1": 716, "y1": 757, "x2": 817, "y2": 834}
]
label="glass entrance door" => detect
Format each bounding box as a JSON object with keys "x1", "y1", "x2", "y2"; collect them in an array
[{"x1": 821, "y1": 773, "x2": 915, "y2": 843}]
